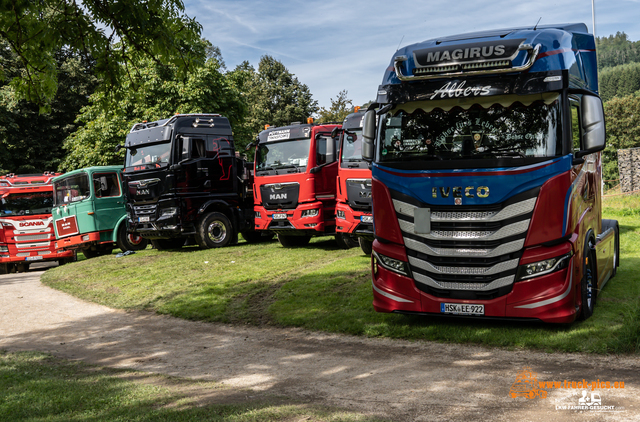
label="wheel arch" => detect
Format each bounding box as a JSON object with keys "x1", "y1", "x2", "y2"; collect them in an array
[{"x1": 111, "y1": 215, "x2": 128, "y2": 243}]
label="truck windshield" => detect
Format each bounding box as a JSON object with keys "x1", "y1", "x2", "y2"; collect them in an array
[
  {"x1": 256, "y1": 139, "x2": 311, "y2": 172},
  {"x1": 125, "y1": 141, "x2": 171, "y2": 169},
  {"x1": 1, "y1": 192, "x2": 53, "y2": 216},
  {"x1": 53, "y1": 173, "x2": 91, "y2": 206},
  {"x1": 341, "y1": 129, "x2": 364, "y2": 162},
  {"x1": 378, "y1": 94, "x2": 562, "y2": 164}
]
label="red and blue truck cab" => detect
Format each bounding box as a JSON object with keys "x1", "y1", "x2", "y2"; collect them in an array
[
  {"x1": 0, "y1": 173, "x2": 75, "y2": 273},
  {"x1": 360, "y1": 23, "x2": 619, "y2": 323},
  {"x1": 251, "y1": 119, "x2": 342, "y2": 247},
  {"x1": 335, "y1": 108, "x2": 374, "y2": 254}
]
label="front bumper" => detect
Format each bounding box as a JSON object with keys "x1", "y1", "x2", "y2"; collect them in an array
[
  {"x1": 254, "y1": 201, "x2": 326, "y2": 233},
  {"x1": 372, "y1": 253, "x2": 578, "y2": 324},
  {"x1": 335, "y1": 203, "x2": 373, "y2": 239}
]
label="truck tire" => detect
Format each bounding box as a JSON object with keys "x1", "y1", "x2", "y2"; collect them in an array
[
  {"x1": 58, "y1": 253, "x2": 77, "y2": 266},
  {"x1": 0, "y1": 263, "x2": 8, "y2": 274},
  {"x1": 359, "y1": 238, "x2": 373, "y2": 255},
  {"x1": 241, "y1": 230, "x2": 274, "y2": 243},
  {"x1": 116, "y1": 224, "x2": 149, "y2": 252},
  {"x1": 277, "y1": 234, "x2": 311, "y2": 247},
  {"x1": 335, "y1": 233, "x2": 358, "y2": 249},
  {"x1": 81, "y1": 247, "x2": 99, "y2": 259},
  {"x1": 195, "y1": 212, "x2": 233, "y2": 248},
  {"x1": 16, "y1": 263, "x2": 29, "y2": 273},
  {"x1": 579, "y1": 238, "x2": 597, "y2": 321},
  {"x1": 150, "y1": 238, "x2": 186, "y2": 250}
]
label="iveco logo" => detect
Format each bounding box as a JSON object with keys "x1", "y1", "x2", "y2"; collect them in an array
[
  {"x1": 19, "y1": 221, "x2": 45, "y2": 227},
  {"x1": 270, "y1": 193, "x2": 287, "y2": 200},
  {"x1": 432, "y1": 186, "x2": 489, "y2": 198}
]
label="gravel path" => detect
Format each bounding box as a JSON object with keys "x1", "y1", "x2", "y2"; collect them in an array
[{"x1": 1, "y1": 266, "x2": 639, "y2": 421}]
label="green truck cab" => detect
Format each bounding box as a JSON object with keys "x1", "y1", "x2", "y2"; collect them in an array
[{"x1": 52, "y1": 166, "x2": 148, "y2": 258}]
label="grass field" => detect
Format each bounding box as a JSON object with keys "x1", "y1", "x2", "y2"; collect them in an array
[
  {"x1": 0, "y1": 351, "x2": 379, "y2": 422},
  {"x1": 41, "y1": 194, "x2": 640, "y2": 354}
]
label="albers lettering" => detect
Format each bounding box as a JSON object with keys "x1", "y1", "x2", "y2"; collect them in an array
[
  {"x1": 270, "y1": 193, "x2": 287, "y2": 200},
  {"x1": 430, "y1": 81, "x2": 491, "y2": 100},
  {"x1": 433, "y1": 186, "x2": 489, "y2": 198}
]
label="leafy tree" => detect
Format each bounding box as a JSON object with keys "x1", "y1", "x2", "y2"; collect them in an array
[
  {"x1": 0, "y1": 44, "x2": 97, "y2": 174},
  {"x1": 229, "y1": 56, "x2": 318, "y2": 149},
  {"x1": 61, "y1": 52, "x2": 245, "y2": 170},
  {"x1": 597, "y1": 32, "x2": 640, "y2": 70},
  {"x1": 316, "y1": 90, "x2": 353, "y2": 124},
  {"x1": 602, "y1": 93, "x2": 640, "y2": 187},
  {"x1": 0, "y1": 0, "x2": 203, "y2": 110},
  {"x1": 599, "y1": 62, "x2": 640, "y2": 102}
]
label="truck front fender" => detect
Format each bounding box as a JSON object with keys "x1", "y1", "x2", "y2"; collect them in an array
[{"x1": 111, "y1": 215, "x2": 128, "y2": 243}]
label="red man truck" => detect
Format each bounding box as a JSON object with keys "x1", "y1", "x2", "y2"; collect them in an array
[
  {"x1": 335, "y1": 108, "x2": 374, "y2": 254},
  {"x1": 0, "y1": 173, "x2": 75, "y2": 273},
  {"x1": 251, "y1": 119, "x2": 343, "y2": 247}
]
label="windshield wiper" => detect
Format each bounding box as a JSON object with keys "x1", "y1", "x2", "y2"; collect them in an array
[{"x1": 477, "y1": 150, "x2": 526, "y2": 159}]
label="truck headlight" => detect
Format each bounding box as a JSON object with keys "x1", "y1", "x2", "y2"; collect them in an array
[
  {"x1": 255, "y1": 211, "x2": 261, "y2": 219},
  {"x1": 301, "y1": 209, "x2": 319, "y2": 218},
  {"x1": 517, "y1": 252, "x2": 572, "y2": 281},
  {"x1": 373, "y1": 251, "x2": 410, "y2": 276},
  {"x1": 0, "y1": 245, "x2": 8, "y2": 252},
  {"x1": 336, "y1": 210, "x2": 346, "y2": 219},
  {"x1": 160, "y1": 207, "x2": 178, "y2": 218}
]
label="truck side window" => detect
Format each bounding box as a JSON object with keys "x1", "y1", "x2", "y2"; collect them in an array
[
  {"x1": 94, "y1": 173, "x2": 120, "y2": 198},
  {"x1": 570, "y1": 99, "x2": 582, "y2": 153}
]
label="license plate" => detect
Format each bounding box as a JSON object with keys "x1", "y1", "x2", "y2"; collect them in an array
[
  {"x1": 441, "y1": 303, "x2": 484, "y2": 316},
  {"x1": 272, "y1": 213, "x2": 287, "y2": 220},
  {"x1": 361, "y1": 215, "x2": 373, "y2": 223},
  {"x1": 25, "y1": 256, "x2": 43, "y2": 261},
  {"x1": 139, "y1": 216, "x2": 150, "y2": 223}
]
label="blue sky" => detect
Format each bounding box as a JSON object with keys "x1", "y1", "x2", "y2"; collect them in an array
[{"x1": 185, "y1": 0, "x2": 640, "y2": 111}]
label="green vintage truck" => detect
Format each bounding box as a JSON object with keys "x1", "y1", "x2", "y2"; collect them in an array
[{"x1": 52, "y1": 166, "x2": 148, "y2": 258}]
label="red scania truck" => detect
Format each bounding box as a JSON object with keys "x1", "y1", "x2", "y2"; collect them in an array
[
  {"x1": 335, "y1": 108, "x2": 374, "y2": 254},
  {"x1": 361, "y1": 23, "x2": 619, "y2": 323},
  {"x1": 251, "y1": 120, "x2": 343, "y2": 247},
  {"x1": 0, "y1": 173, "x2": 75, "y2": 273}
]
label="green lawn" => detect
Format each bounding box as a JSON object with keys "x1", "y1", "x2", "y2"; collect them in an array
[
  {"x1": 0, "y1": 351, "x2": 380, "y2": 422},
  {"x1": 41, "y1": 194, "x2": 640, "y2": 354}
]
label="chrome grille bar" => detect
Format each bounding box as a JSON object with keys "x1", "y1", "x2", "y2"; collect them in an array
[
  {"x1": 409, "y1": 256, "x2": 519, "y2": 275},
  {"x1": 414, "y1": 273, "x2": 516, "y2": 291},
  {"x1": 403, "y1": 237, "x2": 524, "y2": 257},
  {"x1": 393, "y1": 197, "x2": 536, "y2": 222}
]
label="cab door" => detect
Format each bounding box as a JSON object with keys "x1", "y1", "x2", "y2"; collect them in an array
[
  {"x1": 92, "y1": 172, "x2": 123, "y2": 232},
  {"x1": 54, "y1": 172, "x2": 95, "y2": 237}
]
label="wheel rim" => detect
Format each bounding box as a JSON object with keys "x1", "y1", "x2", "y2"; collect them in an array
[
  {"x1": 207, "y1": 220, "x2": 227, "y2": 243},
  {"x1": 127, "y1": 233, "x2": 143, "y2": 246}
]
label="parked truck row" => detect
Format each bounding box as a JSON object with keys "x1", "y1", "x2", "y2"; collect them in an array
[{"x1": 0, "y1": 23, "x2": 619, "y2": 324}]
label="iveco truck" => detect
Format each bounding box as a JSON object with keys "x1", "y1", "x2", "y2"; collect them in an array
[
  {"x1": 123, "y1": 114, "x2": 255, "y2": 249},
  {"x1": 361, "y1": 23, "x2": 619, "y2": 323},
  {"x1": 335, "y1": 108, "x2": 374, "y2": 254},
  {"x1": 251, "y1": 120, "x2": 342, "y2": 247}
]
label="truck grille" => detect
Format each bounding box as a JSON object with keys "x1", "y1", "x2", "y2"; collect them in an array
[
  {"x1": 391, "y1": 188, "x2": 539, "y2": 300},
  {"x1": 16, "y1": 233, "x2": 51, "y2": 242},
  {"x1": 133, "y1": 204, "x2": 157, "y2": 216},
  {"x1": 260, "y1": 183, "x2": 299, "y2": 210},
  {"x1": 346, "y1": 179, "x2": 372, "y2": 211}
]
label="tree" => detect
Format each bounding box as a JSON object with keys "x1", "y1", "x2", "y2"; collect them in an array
[
  {"x1": 599, "y1": 62, "x2": 640, "y2": 102},
  {"x1": 597, "y1": 32, "x2": 640, "y2": 70},
  {"x1": 316, "y1": 90, "x2": 353, "y2": 124},
  {"x1": 229, "y1": 56, "x2": 318, "y2": 149},
  {"x1": 0, "y1": 0, "x2": 203, "y2": 110},
  {"x1": 0, "y1": 43, "x2": 98, "y2": 174},
  {"x1": 61, "y1": 51, "x2": 245, "y2": 170},
  {"x1": 602, "y1": 93, "x2": 640, "y2": 187}
]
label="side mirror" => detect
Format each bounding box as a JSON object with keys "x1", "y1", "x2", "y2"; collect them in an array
[
  {"x1": 577, "y1": 95, "x2": 606, "y2": 159},
  {"x1": 361, "y1": 110, "x2": 376, "y2": 162},
  {"x1": 331, "y1": 127, "x2": 340, "y2": 138},
  {"x1": 245, "y1": 142, "x2": 255, "y2": 151},
  {"x1": 326, "y1": 135, "x2": 335, "y2": 163}
]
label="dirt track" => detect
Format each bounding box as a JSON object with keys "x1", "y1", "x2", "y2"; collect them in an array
[{"x1": 1, "y1": 265, "x2": 639, "y2": 421}]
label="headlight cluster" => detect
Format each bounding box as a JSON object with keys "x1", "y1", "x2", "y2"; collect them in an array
[
  {"x1": 373, "y1": 251, "x2": 409, "y2": 276},
  {"x1": 517, "y1": 252, "x2": 572, "y2": 281},
  {"x1": 301, "y1": 209, "x2": 319, "y2": 218},
  {"x1": 160, "y1": 207, "x2": 178, "y2": 218},
  {"x1": 255, "y1": 211, "x2": 261, "y2": 219},
  {"x1": 0, "y1": 245, "x2": 8, "y2": 252},
  {"x1": 336, "y1": 210, "x2": 346, "y2": 219}
]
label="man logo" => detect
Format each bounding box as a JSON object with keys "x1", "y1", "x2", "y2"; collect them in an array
[{"x1": 270, "y1": 193, "x2": 287, "y2": 200}]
